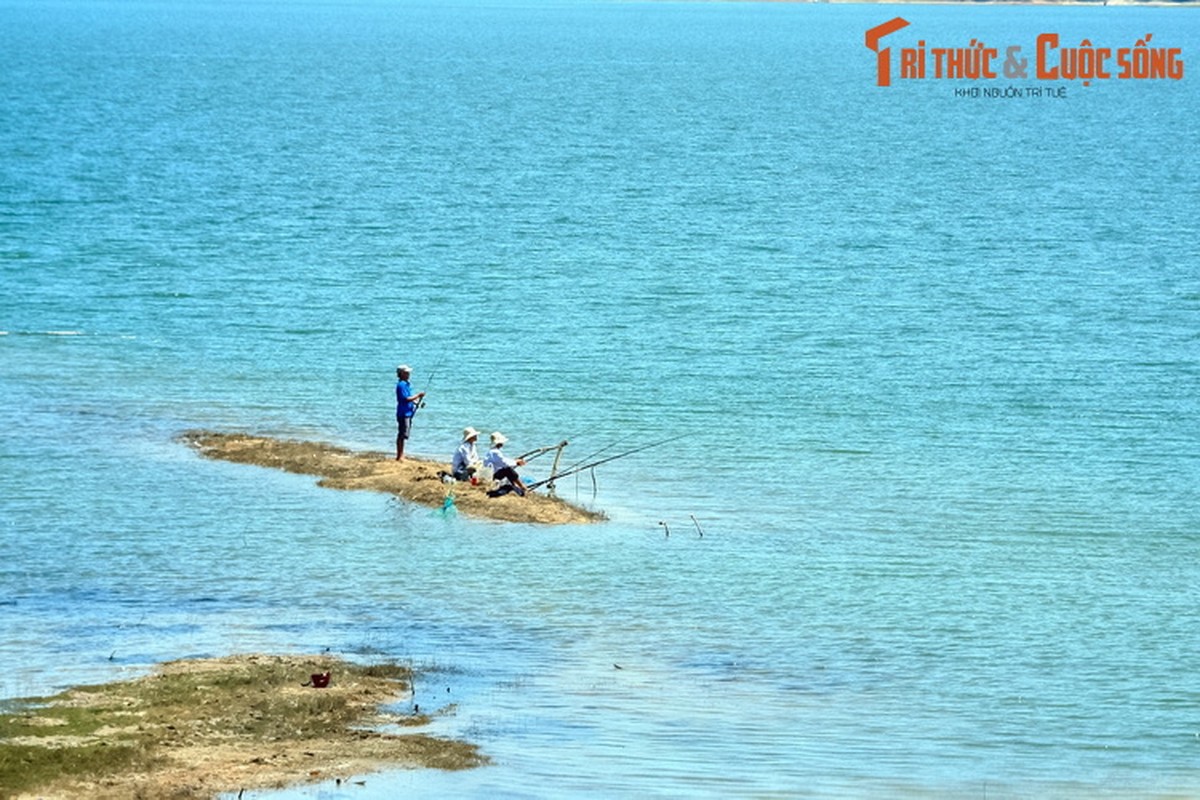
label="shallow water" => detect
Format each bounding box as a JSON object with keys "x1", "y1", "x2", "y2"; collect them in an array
[{"x1": 2, "y1": 1, "x2": 1199, "y2": 797}]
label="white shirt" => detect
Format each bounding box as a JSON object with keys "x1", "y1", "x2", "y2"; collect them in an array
[
  {"x1": 452, "y1": 440, "x2": 479, "y2": 474},
  {"x1": 483, "y1": 446, "x2": 516, "y2": 472}
]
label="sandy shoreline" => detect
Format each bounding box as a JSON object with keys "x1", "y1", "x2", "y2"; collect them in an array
[
  {"x1": 182, "y1": 431, "x2": 605, "y2": 526},
  {"x1": 1, "y1": 653, "x2": 485, "y2": 799}
]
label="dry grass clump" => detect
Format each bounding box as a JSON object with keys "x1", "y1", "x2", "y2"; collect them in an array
[{"x1": 0, "y1": 654, "x2": 485, "y2": 799}]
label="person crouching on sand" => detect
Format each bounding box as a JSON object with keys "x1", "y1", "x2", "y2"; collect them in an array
[
  {"x1": 395, "y1": 364, "x2": 425, "y2": 461},
  {"x1": 483, "y1": 431, "x2": 528, "y2": 497},
  {"x1": 452, "y1": 427, "x2": 482, "y2": 482}
]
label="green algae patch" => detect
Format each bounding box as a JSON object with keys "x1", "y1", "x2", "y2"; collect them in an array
[
  {"x1": 0, "y1": 741, "x2": 151, "y2": 796},
  {"x1": 0, "y1": 654, "x2": 486, "y2": 799}
]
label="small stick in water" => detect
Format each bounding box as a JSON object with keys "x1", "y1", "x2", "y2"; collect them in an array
[
  {"x1": 659, "y1": 520, "x2": 670, "y2": 537},
  {"x1": 691, "y1": 515, "x2": 704, "y2": 537}
]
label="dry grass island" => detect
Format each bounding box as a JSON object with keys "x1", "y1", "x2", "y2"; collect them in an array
[
  {"x1": 182, "y1": 430, "x2": 606, "y2": 526},
  {"x1": 0, "y1": 653, "x2": 485, "y2": 799}
]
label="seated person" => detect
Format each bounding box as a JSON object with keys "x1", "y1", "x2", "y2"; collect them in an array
[
  {"x1": 482, "y1": 431, "x2": 529, "y2": 497},
  {"x1": 452, "y1": 427, "x2": 482, "y2": 482}
]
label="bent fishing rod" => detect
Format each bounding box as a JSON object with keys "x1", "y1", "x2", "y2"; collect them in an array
[
  {"x1": 526, "y1": 434, "x2": 687, "y2": 491},
  {"x1": 518, "y1": 441, "x2": 569, "y2": 461},
  {"x1": 519, "y1": 422, "x2": 609, "y2": 464}
]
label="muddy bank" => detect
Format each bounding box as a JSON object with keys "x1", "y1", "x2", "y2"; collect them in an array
[
  {"x1": 0, "y1": 653, "x2": 485, "y2": 799},
  {"x1": 181, "y1": 431, "x2": 605, "y2": 525}
]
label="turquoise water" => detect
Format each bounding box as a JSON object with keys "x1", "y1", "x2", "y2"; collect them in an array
[{"x1": 3, "y1": 1, "x2": 1199, "y2": 797}]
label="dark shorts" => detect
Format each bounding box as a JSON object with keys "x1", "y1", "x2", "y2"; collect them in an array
[
  {"x1": 488, "y1": 468, "x2": 525, "y2": 497},
  {"x1": 493, "y1": 466, "x2": 521, "y2": 485},
  {"x1": 396, "y1": 415, "x2": 412, "y2": 440}
]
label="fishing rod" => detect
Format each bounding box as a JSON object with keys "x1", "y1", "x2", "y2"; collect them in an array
[
  {"x1": 408, "y1": 359, "x2": 444, "y2": 433},
  {"x1": 414, "y1": 362, "x2": 439, "y2": 412},
  {"x1": 514, "y1": 424, "x2": 602, "y2": 467},
  {"x1": 557, "y1": 436, "x2": 630, "y2": 476},
  {"x1": 518, "y1": 440, "x2": 569, "y2": 462},
  {"x1": 545, "y1": 437, "x2": 627, "y2": 496},
  {"x1": 521, "y1": 428, "x2": 617, "y2": 498},
  {"x1": 519, "y1": 439, "x2": 570, "y2": 491},
  {"x1": 526, "y1": 433, "x2": 687, "y2": 491}
]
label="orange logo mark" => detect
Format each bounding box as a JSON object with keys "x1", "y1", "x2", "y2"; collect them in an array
[{"x1": 865, "y1": 17, "x2": 910, "y2": 88}]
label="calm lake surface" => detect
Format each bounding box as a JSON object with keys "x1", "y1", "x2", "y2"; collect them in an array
[{"x1": 2, "y1": 1, "x2": 1199, "y2": 797}]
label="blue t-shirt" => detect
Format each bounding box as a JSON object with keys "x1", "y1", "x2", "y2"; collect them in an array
[{"x1": 396, "y1": 379, "x2": 416, "y2": 419}]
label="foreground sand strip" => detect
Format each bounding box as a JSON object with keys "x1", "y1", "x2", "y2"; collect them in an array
[{"x1": 182, "y1": 431, "x2": 605, "y2": 525}]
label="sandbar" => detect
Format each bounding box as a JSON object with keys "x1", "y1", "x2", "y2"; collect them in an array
[{"x1": 182, "y1": 431, "x2": 605, "y2": 526}]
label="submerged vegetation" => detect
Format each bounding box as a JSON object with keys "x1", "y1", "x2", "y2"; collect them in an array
[{"x1": 0, "y1": 654, "x2": 485, "y2": 799}]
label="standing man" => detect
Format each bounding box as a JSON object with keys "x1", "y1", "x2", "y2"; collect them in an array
[{"x1": 395, "y1": 364, "x2": 425, "y2": 461}]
